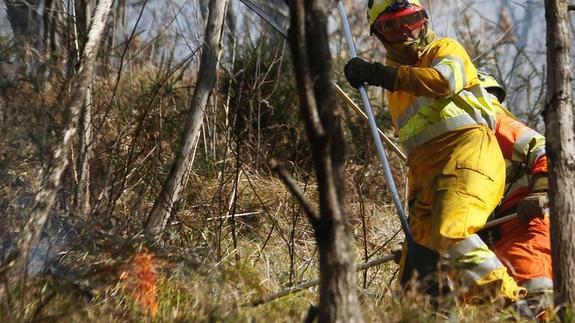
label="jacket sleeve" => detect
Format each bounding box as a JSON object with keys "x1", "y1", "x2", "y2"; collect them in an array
[
  {"x1": 394, "y1": 66, "x2": 451, "y2": 97},
  {"x1": 394, "y1": 38, "x2": 476, "y2": 98},
  {"x1": 494, "y1": 106, "x2": 547, "y2": 176}
]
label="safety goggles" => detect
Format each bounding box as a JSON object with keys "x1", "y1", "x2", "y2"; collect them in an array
[{"x1": 372, "y1": 11, "x2": 427, "y2": 43}]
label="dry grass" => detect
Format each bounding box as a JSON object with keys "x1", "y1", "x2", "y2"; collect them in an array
[{"x1": 0, "y1": 42, "x2": 546, "y2": 322}]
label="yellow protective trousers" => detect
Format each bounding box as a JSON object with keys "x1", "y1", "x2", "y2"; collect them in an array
[{"x1": 401, "y1": 125, "x2": 523, "y2": 301}]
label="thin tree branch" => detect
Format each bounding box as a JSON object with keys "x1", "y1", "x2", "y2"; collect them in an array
[{"x1": 269, "y1": 158, "x2": 319, "y2": 224}]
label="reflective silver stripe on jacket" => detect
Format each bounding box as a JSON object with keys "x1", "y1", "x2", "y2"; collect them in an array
[
  {"x1": 448, "y1": 234, "x2": 506, "y2": 283},
  {"x1": 513, "y1": 128, "x2": 544, "y2": 162},
  {"x1": 402, "y1": 114, "x2": 482, "y2": 152},
  {"x1": 521, "y1": 277, "x2": 553, "y2": 293},
  {"x1": 456, "y1": 86, "x2": 496, "y2": 129},
  {"x1": 431, "y1": 55, "x2": 467, "y2": 95},
  {"x1": 395, "y1": 96, "x2": 436, "y2": 129}
]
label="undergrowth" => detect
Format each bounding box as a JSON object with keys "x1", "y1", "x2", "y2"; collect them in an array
[{"x1": 0, "y1": 33, "x2": 548, "y2": 323}]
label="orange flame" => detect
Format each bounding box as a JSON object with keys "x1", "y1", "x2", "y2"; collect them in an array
[{"x1": 121, "y1": 249, "x2": 159, "y2": 317}]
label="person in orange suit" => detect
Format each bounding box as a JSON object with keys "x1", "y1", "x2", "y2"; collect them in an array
[{"x1": 477, "y1": 71, "x2": 553, "y2": 314}]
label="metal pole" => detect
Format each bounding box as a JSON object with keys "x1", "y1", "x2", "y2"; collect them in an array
[
  {"x1": 483, "y1": 213, "x2": 518, "y2": 229},
  {"x1": 336, "y1": 1, "x2": 413, "y2": 244}
]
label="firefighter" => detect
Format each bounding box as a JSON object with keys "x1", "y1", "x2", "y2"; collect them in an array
[
  {"x1": 477, "y1": 71, "x2": 553, "y2": 311},
  {"x1": 343, "y1": 0, "x2": 523, "y2": 302}
]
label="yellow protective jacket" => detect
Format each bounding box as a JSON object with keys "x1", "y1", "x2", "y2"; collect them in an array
[
  {"x1": 389, "y1": 37, "x2": 523, "y2": 301},
  {"x1": 386, "y1": 38, "x2": 497, "y2": 153}
]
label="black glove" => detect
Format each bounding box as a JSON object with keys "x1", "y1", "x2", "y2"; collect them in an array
[
  {"x1": 517, "y1": 193, "x2": 549, "y2": 224},
  {"x1": 344, "y1": 57, "x2": 397, "y2": 90}
]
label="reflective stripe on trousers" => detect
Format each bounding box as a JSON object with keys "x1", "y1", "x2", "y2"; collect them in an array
[
  {"x1": 522, "y1": 277, "x2": 553, "y2": 293},
  {"x1": 449, "y1": 234, "x2": 508, "y2": 284}
]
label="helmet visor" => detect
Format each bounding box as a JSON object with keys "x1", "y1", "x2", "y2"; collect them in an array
[{"x1": 373, "y1": 11, "x2": 427, "y2": 43}]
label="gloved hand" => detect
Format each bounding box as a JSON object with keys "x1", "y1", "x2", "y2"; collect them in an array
[
  {"x1": 516, "y1": 193, "x2": 549, "y2": 224},
  {"x1": 344, "y1": 57, "x2": 397, "y2": 90}
]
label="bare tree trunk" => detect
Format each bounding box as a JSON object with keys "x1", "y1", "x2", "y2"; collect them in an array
[
  {"x1": 0, "y1": 0, "x2": 114, "y2": 298},
  {"x1": 544, "y1": 0, "x2": 575, "y2": 315},
  {"x1": 75, "y1": 88, "x2": 93, "y2": 217},
  {"x1": 285, "y1": 1, "x2": 363, "y2": 322},
  {"x1": 5, "y1": 0, "x2": 45, "y2": 70},
  {"x1": 543, "y1": 0, "x2": 575, "y2": 317},
  {"x1": 145, "y1": 0, "x2": 229, "y2": 237},
  {"x1": 74, "y1": 0, "x2": 94, "y2": 218}
]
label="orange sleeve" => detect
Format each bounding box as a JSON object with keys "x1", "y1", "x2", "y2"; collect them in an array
[
  {"x1": 531, "y1": 155, "x2": 548, "y2": 174},
  {"x1": 494, "y1": 112, "x2": 521, "y2": 161}
]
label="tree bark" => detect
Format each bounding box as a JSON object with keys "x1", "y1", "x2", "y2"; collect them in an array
[
  {"x1": 0, "y1": 0, "x2": 114, "y2": 297},
  {"x1": 285, "y1": 0, "x2": 363, "y2": 322},
  {"x1": 144, "y1": 0, "x2": 229, "y2": 237},
  {"x1": 75, "y1": 88, "x2": 93, "y2": 217},
  {"x1": 5, "y1": 0, "x2": 45, "y2": 70},
  {"x1": 543, "y1": 0, "x2": 575, "y2": 316},
  {"x1": 73, "y1": 0, "x2": 94, "y2": 218}
]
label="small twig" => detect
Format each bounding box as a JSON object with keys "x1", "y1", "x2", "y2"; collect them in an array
[
  {"x1": 206, "y1": 211, "x2": 261, "y2": 221},
  {"x1": 473, "y1": 22, "x2": 515, "y2": 63},
  {"x1": 357, "y1": 180, "x2": 369, "y2": 289},
  {"x1": 367, "y1": 228, "x2": 401, "y2": 259},
  {"x1": 381, "y1": 268, "x2": 399, "y2": 301},
  {"x1": 269, "y1": 159, "x2": 319, "y2": 223}
]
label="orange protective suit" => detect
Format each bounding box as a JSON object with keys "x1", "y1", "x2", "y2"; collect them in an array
[{"x1": 489, "y1": 100, "x2": 553, "y2": 294}]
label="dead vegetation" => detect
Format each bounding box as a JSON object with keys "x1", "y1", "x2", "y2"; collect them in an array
[{"x1": 0, "y1": 0, "x2": 565, "y2": 321}]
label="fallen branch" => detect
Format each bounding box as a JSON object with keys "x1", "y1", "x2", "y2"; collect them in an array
[
  {"x1": 205, "y1": 211, "x2": 262, "y2": 221},
  {"x1": 248, "y1": 213, "x2": 521, "y2": 307},
  {"x1": 249, "y1": 252, "x2": 399, "y2": 307}
]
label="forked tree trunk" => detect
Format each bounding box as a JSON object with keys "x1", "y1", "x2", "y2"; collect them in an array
[
  {"x1": 285, "y1": 1, "x2": 363, "y2": 322},
  {"x1": 543, "y1": 0, "x2": 575, "y2": 317},
  {"x1": 0, "y1": 0, "x2": 114, "y2": 296},
  {"x1": 145, "y1": 0, "x2": 229, "y2": 237}
]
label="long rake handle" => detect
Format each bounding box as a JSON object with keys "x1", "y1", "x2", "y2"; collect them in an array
[{"x1": 337, "y1": 2, "x2": 413, "y2": 244}]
